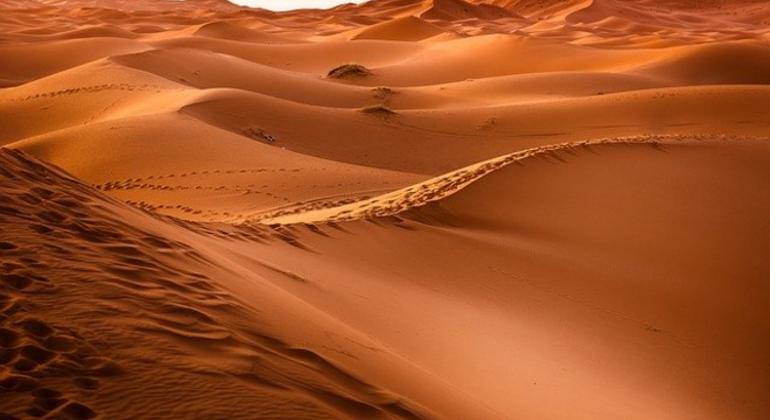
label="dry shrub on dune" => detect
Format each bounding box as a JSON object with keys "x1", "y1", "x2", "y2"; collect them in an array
[
  {"x1": 327, "y1": 63, "x2": 372, "y2": 79},
  {"x1": 360, "y1": 104, "x2": 396, "y2": 116}
]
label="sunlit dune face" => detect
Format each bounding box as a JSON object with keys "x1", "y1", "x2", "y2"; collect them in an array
[{"x1": 1, "y1": 1, "x2": 769, "y2": 420}]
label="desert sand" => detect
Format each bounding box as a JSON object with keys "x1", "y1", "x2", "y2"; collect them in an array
[{"x1": 1, "y1": 0, "x2": 769, "y2": 419}]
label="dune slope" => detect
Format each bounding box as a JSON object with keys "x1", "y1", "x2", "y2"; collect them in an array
[
  {"x1": 1, "y1": 0, "x2": 769, "y2": 419},
  {"x1": 0, "y1": 148, "x2": 503, "y2": 420}
]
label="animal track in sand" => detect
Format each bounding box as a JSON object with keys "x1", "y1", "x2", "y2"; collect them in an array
[
  {"x1": 1, "y1": 83, "x2": 175, "y2": 103},
  {"x1": 93, "y1": 167, "x2": 312, "y2": 191},
  {"x1": 121, "y1": 186, "x2": 297, "y2": 218},
  {"x1": 95, "y1": 169, "x2": 401, "y2": 222},
  {"x1": 97, "y1": 180, "x2": 387, "y2": 194},
  {"x1": 249, "y1": 193, "x2": 383, "y2": 223}
]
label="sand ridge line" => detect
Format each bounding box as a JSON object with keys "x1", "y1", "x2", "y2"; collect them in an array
[
  {"x1": 238, "y1": 191, "x2": 392, "y2": 224},
  {"x1": 254, "y1": 134, "x2": 763, "y2": 226}
]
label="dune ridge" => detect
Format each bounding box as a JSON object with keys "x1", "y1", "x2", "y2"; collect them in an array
[
  {"x1": 1, "y1": 0, "x2": 769, "y2": 420},
  {"x1": 254, "y1": 134, "x2": 760, "y2": 225}
]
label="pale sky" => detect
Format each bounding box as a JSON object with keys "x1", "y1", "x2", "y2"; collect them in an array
[{"x1": 229, "y1": 1, "x2": 367, "y2": 11}]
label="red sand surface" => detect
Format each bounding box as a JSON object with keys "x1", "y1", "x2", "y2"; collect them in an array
[{"x1": 1, "y1": 1, "x2": 769, "y2": 419}]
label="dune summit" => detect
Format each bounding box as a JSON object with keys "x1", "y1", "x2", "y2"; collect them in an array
[{"x1": 1, "y1": 1, "x2": 769, "y2": 420}]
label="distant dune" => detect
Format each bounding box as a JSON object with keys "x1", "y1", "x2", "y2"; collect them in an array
[
  {"x1": 1, "y1": 1, "x2": 769, "y2": 420},
  {"x1": 350, "y1": 16, "x2": 446, "y2": 41}
]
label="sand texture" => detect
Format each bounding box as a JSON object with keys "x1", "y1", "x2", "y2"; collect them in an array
[{"x1": 1, "y1": 1, "x2": 769, "y2": 419}]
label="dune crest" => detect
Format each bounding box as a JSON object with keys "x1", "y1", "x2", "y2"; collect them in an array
[{"x1": 254, "y1": 134, "x2": 763, "y2": 225}]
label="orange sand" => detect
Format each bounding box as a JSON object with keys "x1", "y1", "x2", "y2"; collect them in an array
[{"x1": 1, "y1": 1, "x2": 769, "y2": 419}]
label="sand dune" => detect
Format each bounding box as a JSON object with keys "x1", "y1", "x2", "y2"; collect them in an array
[
  {"x1": 0, "y1": 148, "x2": 478, "y2": 420},
  {"x1": 192, "y1": 21, "x2": 305, "y2": 43},
  {"x1": 421, "y1": 0, "x2": 515, "y2": 21},
  {"x1": 0, "y1": 38, "x2": 151, "y2": 85},
  {"x1": 637, "y1": 42, "x2": 770, "y2": 84},
  {"x1": 1, "y1": 0, "x2": 769, "y2": 419},
  {"x1": 245, "y1": 136, "x2": 770, "y2": 420},
  {"x1": 349, "y1": 16, "x2": 447, "y2": 41}
]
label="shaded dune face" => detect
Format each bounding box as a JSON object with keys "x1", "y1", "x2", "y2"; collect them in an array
[
  {"x1": 1, "y1": 1, "x2": 769, "y2": 420},
  {"x1": 0, "y1": 149, "x2": 442, "y2": 420}
]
